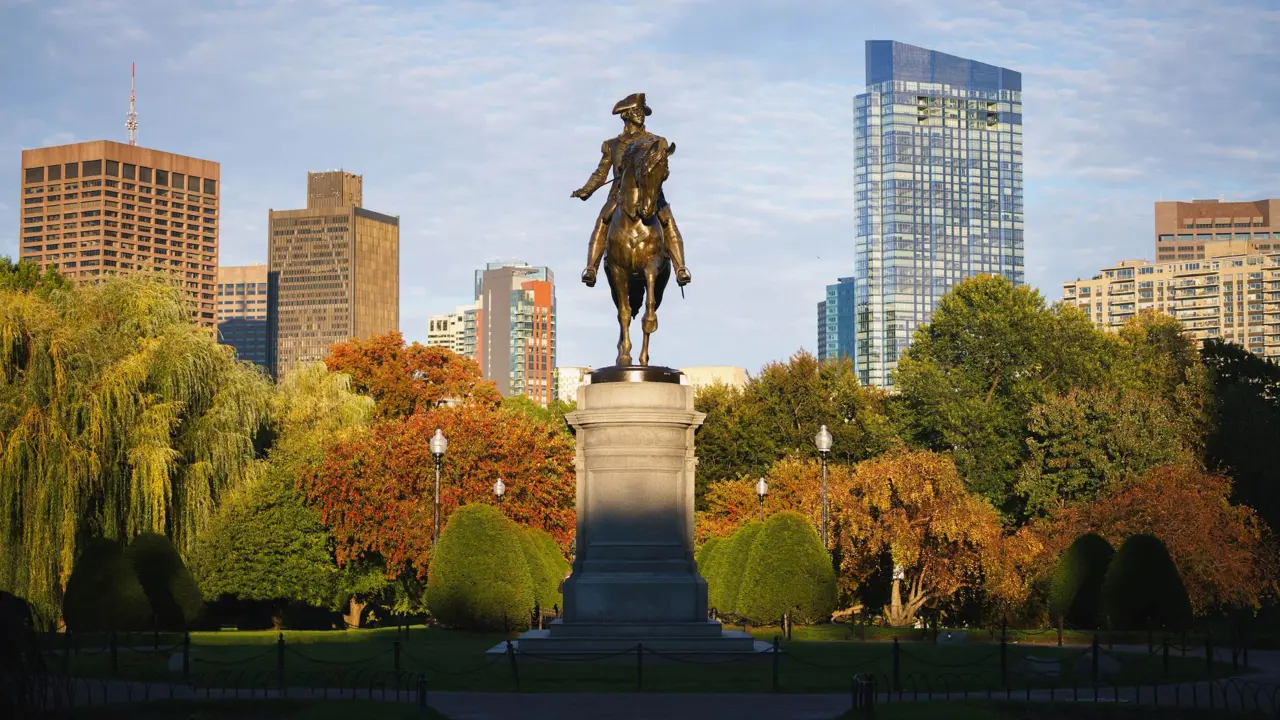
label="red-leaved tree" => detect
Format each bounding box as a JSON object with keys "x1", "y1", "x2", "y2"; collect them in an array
[
  {"x1": 325, "y1": 332, "x2": 501, "y2": 419},
  {"x1": 303, "y1": 402, "x2": 575, "y2": 579}
]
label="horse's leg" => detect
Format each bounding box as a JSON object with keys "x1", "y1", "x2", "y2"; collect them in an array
[
  {"x1": 639, "y1": 258, "x2": 659, "y2": 367},
  {"x1": 607, "y1": 262, "x2": 632, "y2": 366}
]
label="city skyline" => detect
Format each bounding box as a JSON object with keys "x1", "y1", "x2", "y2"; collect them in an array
[{"x1": 2, "y1": 1, "x2": 1278, "y2": 373}]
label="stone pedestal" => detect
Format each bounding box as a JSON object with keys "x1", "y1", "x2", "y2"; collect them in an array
[{"x1": 511, "y1": 367, "x2": 757, "y2": 654}]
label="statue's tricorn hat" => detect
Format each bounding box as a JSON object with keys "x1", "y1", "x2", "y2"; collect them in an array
[{"x1": 612, "y1": 92, "x2": 653, "y2": 116}]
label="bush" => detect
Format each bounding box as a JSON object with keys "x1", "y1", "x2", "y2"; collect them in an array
[
  {"x1": 126, "y1": 533, "x2": 205, "y2": 630},
  {"x1": 695, "y1": 537, "x2": 722, "y2": 573},
  {"x1": 1099, "y1": 534, "x2": 1193, "y2": 631},
  {"x1": 62, "y1": 538, "x2": 152, "y2": 632},
  {"x1": 709, "y1": 522, "x2": 763, "y2": 617},
  {"x1": 736, "y1": 512, "x2": 836, "y2": 625},
  {"x1": 427, "y1": 504, "x2": 534, "y2": 631},
  {"x1": 519, "y1": 528, "x2": 564, "y2": 613},
  {"x1": 699, "y1": 537, "x2": 728, "y2": 611},
  {"x1": 1048, "y1": 533, "x2": 1114, "y2": 629}
]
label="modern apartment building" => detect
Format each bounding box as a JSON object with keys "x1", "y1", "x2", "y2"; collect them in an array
[
  {"x1": 1154, "y1": 198, "x2": 1280, "y2": 262},
  {"x1": 555, "y1": 366, "x2": 592, "y2": 404},
  {"x1": 854, "y1": 40, "x2": 1024, "y2": 387},
  {"x1": 474, "y1": 260, "x2": 557, "y2": 405},
  {"x1": 819, "y1": 277, "x2": 856, "y2": 362},
  {"x1": 267, "y1": 171, "x2": 399, "y2": 382},
  {"x1": 19, "y1": 140, "x2": 219, "y2": 326},
  {"x1": 680, "y1": 366, "x2": 749, "y2": 391},
  {"x1": 1063, "y1": 241, "x2": 1280, "y2": 360},
  {"x1": 426, "y1": 303, "x2": 480, "y2": 359},
  {"x1": 216, "y1": 264, "x2": 269, "y2": 370}
]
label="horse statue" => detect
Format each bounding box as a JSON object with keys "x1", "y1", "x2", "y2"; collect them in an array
[{"x1": 604, "y1": 136, "x2": 676, "y2": 367}]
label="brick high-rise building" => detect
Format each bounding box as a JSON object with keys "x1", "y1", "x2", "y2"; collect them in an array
[
  {"x1": 475, "y1": 260, "x2": 557, "y2": 405},
  {"x1": 267, "y1": 171, "x2": 399, "y2": 382},
  {"x1": 216, "y1": 264, "x2": 269, "y2": 371},
  {"x1": 18, "y1": 140, "x2": 219, "y2": 326},
  {"x1": 1154, "y1": 198, "x2": 1280, "y2": 262}
]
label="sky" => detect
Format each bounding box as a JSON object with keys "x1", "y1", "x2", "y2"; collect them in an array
[{"x1": 2, "y1": 0, "x2": 1278, "y2": 373}]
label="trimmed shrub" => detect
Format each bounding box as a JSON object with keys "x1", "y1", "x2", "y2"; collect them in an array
[
  {"x1": 1048, "y1": 533, "x2": 1114, "y2": 629},
  {"x1": 1099, "y1": 534, "x2": 1193, "y2": 631},
  {"x1": 519, "y1": 528, "x2": 564, "y2": 612},
  {"x1": 698, "y1": 537, "x2": 729, "y2": 612},
  {"x1": 711, "y1": 522, "x2": 763, "y2": 617},
  {"x1": 62, "y1": 538, "x2": 152, "y2": 632},
  {"x1": 735, "y1": 512, "x2": 837, "y2": 625},
  {"x1": 427, "y1": 504, "x2": 535, "y2": 631},
  {"x1": 126, "y1": 533, "x2": 205, "y2": 630},
  {"x1": 530, "y1": 530, "x2": 570, "y2": 609},
  {"x1": 695, "y1": 537, "x2": 722, "y2": 574}
]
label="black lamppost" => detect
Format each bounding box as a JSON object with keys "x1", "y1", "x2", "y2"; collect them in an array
[
  {"x1": 430, "y1": 428, "x2": 448, "y2": 544},
  {"x1": 755, "y1": 477, "x2": 768, "y2": 522},
  {"x1": 493, "y1": 476, "x2": 506, "y2": 505},
  {"x1": 815, "y1": 424, "x2": 832, "y2": 548}
]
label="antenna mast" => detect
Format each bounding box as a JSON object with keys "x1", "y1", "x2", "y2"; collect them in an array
[{"x1": 126, "y1": 62, "x2": 138, "y2": 146}]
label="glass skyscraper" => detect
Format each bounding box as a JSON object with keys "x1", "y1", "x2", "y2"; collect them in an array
[
  {"x1": 853, "y1": 40, "x2": 1024, "y2": 387},
  {"x1": 818, "y1": 277, "x2": 855, "y2": 362}
]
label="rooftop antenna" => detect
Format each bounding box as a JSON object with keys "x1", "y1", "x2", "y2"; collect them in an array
[{"x1": 126, "y1": 62, "x2": 138, "y2": 146}]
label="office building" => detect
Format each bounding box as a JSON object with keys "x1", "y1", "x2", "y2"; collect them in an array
[
  {"x1": 1154, "y1": 198, "x2": 1280, "y2": 262},
  {"x1": 267, "y1": 171, "x2": 399, "y2": 381},
  {"x1": 475, "y1": 260, "x2": 557, "y2": 405},
  {"x1": 556, "y1": 366, "x2": 592, "y2": 404},
  {"x1": 854, "y1": 40, "x2": 1024, "y2": 387},
  {"x1": 217, "y1": 264, "x2": 269, "y2": 370},
  {"x1": 1063, "y1": 241, "x2": 1280, "y2": 360},
  {"x1": 680, "y1": 366, "x2": 749, "y2": 391},
  {"x1": 427, "y1": 303, "x2": 480, "y2": 359},
  {"x1": 819, "y1": 277, "x2": 856, "y2": 362},
  {"x1": 19, "y1": 140, "x2": 219, "y2": 326}
]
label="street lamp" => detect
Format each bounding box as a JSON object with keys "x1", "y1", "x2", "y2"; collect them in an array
[
  {"x1": 430, "y1": 428, "x2": 448, "y2": 544},
  {"x1": 493, "y1": 476, "x2": 506, "y2": 504},
  {"x1": 755, "y1": 477, "x2": 768, "y2": 522},
  {"x1": 815, "y1": 424, "x2": 832, "y2": 548}
]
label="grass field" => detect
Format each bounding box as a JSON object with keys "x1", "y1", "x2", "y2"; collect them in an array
[{"x1": 47, "y1": 624, "x2": 1243, "y2": 694}]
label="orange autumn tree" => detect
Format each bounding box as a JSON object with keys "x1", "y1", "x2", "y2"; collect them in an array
[
  {"x1": 1036, "y1": 465, "x2": 1275, "y2": 613},
  {"x1": 696, "y1": 456, "x2": 856, "y2": 543},
  {"x1": 325, "y1": 332, "x2": 501, "y2": 419},
  {"x1": 303, "y1": 402, "x2": 575, "y2": 581},
  {"x1": 837, "y1": 450, "x2": 1007, "y2": 627}
]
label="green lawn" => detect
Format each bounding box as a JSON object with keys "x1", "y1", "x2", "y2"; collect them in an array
[
  {"x1": 40, "y1": 699, "x2": 447, "y2": 719},
  {"x1": 49, "y1": 625, "x2": 1243, "y2": 694},
  {"x1": 834, "y1": 701, "x2": 1274, "y2": 719}
]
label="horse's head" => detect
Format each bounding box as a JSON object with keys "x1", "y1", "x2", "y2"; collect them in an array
[{"x1": 621, "y1": 137, "x2": 675, "y2": 219}]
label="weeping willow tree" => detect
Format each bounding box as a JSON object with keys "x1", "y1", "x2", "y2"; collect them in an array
[{"x1": 0, "y1": 275, "x2": 272, "y2": 618}]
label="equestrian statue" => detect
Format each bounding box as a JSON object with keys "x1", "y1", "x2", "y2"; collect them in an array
[{"x1": 571, "y1": 93, "x2": 690, "y2": 367}]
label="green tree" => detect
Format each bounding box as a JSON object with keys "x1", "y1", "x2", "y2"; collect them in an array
[
  {"x1": 695, "y1": 537, "x2": 723, "y2": 575},
  {"x1": 0, "y1": 257, "x2": 71, "y2": 293},
  {"x1": 735, "y1": 512, "x2": 836, "y2": 624},
  {"x1": 0, "y1": 277, "x2": 273, "y2": 619},
  {"x1": 503, "y1": 395, "x2": 576, "y2": 435},
  {"x1": 62, "y1": 538, "x2": 151, "y2": 632},
  {"x1": 125, "y1": 533, "x2": 205, "y2": 630},
  {"x1": 1098, "y1": 534, "x2": 1193, "y2": 631},
  {"x1": 1202, "y1": 339, "x2": 1280, "y2": 530},
  {"x1": 709, "y1": 522, "x2": 763, "y2": 616},
  {"x1": 427, "y1": 504, "x2": 534, "y2": 631},
  {"x1": 1047, "y1": 533, "x2": 1114, "y2": 629},
  {"x1": 1018, "y1": 388, "x2": 1193, "y2": 516}
]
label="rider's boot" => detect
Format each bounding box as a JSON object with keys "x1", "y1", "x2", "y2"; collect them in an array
[
  {"x1": 582, "y1": 218, "x2": 607, "y2": 287},
  {"x1": 659, "y1": 208, "x2": 691, "y2": 286}
]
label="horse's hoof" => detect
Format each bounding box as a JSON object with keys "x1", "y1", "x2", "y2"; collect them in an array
[{"x1": 617, "y1": 355, "x2": 632, "y2": 366}]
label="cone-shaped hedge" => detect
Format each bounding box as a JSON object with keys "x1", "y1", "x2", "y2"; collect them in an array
[
  {"x1": 126, "y1": 533, "x2": 205, "y2": 630},
  {"x1": 1099, "y1": 534, "x2": 1193, "y2": 631},
  {"x1": 427, "y1": 504, "x2": 534, "y2": 631},
  {"x1": 519, "y1": 528, "x2": 565, "y2": 612},
  {"x1": 709, "y1": 522, "x2": 763, "y2": 616},
  {"x1": 1048, "y1": 533, "x2": 1114, "y2": 629},
  {"x1": 62, "y1": 538, "x2": 152, "y2": 632},
  {"x1": 695, "y1": 537, "x2": 722, "y2": 575},
  {"x1": 698, "y1": 537, "x2": 728, "y2": 611},
  {"x1": 736, "y1": 512, "x2": 836, "y2": 624}
]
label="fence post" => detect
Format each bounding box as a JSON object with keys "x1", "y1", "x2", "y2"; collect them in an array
[
  {"x1": 417, "y1": 678, "x2": 428, "y2": 720},
  {"x1": 110, "y1": 630, "x2": 118, "y2": 677},
  {"x1": 1056, "y1": 613, "x2": 1063, "y2": 648},
  {"x1": 394, "y1": 640, "x2": 402, "y2": 675},
  {"x1": 636, "y1": 643, "x2": 643, "y2": 692},
  {"x1": 277, "y1": 632, "x2": 285, "y2": 694},
  {"x1": 891, "y1": 637, "x2": 900, "y2": 693},
  {"x1": 182, "y1": 630, "x2": 191, "y2": 683},
  {"x1": 1205, "y1": 629, "x2": 1213, "y2": 680},
  {"x1": 1091, "y1": 633, "x2": 1100, "y2": 685},
  {"x1": 771, "y1": 636, "x2": 780, "y2": 691},
  {"x1": 1162, "y1": 636, "x2": 1169, "y2": 679},
  {"x1": 505, "y1": 640, "x2": 520, "y2": 691}
]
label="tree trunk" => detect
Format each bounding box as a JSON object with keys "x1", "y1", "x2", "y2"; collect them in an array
[
  {"x1": 884, "y1": 578, "x2": 928, "y2": 627},
  {"x1": 343, "y1": 597, "x2": 367, "y2": 629}
]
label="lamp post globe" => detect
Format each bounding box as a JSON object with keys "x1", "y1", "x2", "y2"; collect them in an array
[
  {"x1": 430, "y1": 428, "x2": 448, "y2": 544},
  {"x1": 493, "y1": 477, "x2": 506, "y2": 501},
  {"x1": 755, "y1": 477, "x2": 768, "y2": 522},
  {"x1": 814, "y1": 424, "x2": 832, "y2": 548}
]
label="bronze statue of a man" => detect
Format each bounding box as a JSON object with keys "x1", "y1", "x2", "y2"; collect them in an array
[{"x1": 571, "y1": 92, "x2": 691, "y2": 288}]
